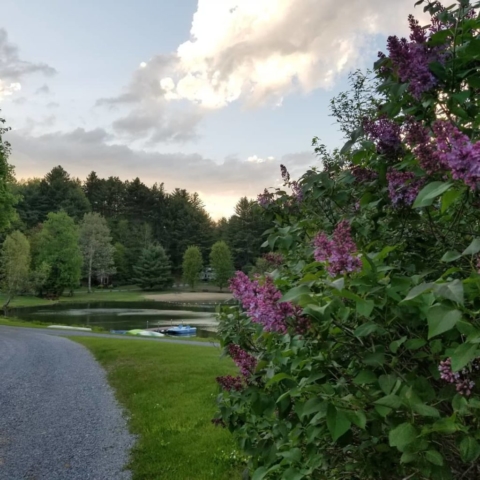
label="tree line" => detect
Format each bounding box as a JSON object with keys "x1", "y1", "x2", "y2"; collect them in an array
[{"x1": 0, "y1": 113, "x2": 272, "y2": 302}]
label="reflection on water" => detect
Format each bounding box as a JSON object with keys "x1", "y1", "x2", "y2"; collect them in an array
[{"x1": 7, "y1": 301, "x2": 219, "y2": 338}]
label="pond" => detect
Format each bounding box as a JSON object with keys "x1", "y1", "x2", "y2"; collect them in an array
[{"x1": 6, "y1": 301, "x2": 219, "y2": 338}]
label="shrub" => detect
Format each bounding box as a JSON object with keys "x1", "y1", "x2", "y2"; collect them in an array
[{"x1": 214, "y1": 3, "x2": 480, "y2": 479}]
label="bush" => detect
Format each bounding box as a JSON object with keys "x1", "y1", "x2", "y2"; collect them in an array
[{"x1": 214, "y1": 3, "x2": 480, "y2": 479}]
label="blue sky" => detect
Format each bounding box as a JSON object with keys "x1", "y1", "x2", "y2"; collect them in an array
[{"x1": 1, "y1": 0, "x2": 421, "y2": 218}]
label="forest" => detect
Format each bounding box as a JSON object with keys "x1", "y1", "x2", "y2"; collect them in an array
[{"x1": 0, "y1": 127, "x2": 271, "y2": 299}]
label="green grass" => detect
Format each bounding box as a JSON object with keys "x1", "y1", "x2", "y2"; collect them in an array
[
  {"x1": 73, "y1": 338, "x2": 243, "y2": 480},
  {"x1": 0, "y1": 317, "x2": 106, "y2": 332}
]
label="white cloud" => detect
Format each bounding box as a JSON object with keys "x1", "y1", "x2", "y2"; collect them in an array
[
  {"x1": 159, "y1": 0, "x2": 427, "y2": 109},
  {"x1": 0, "y1": 28, "x2": 56, "y2": 101}
]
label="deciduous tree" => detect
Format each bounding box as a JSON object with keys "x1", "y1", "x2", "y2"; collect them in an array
[
  {"x1": 182, "y1": 246, "x2": 203, "y2": 290},
  {"x1": 209, "y1": 241, "x2": 233, "y2": 290}
]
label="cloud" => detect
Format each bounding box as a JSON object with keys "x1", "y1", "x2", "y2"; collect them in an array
[
  {"x1": 35, "y1": 84, "x2": 50, "y2": 95},
  {"x1": 98, "y1": 0, "x2": 425, "y2": 144},
  {"x1": 8, "y1": 127, "x2": 315, "y2": 218},
  {"x1": 0, "y1": 28, "x2": 56, "y2": 101},
  {"x1": 156, "y1": 0, "x2": 426, "y2": 109},
  {"x1": 46, "y1": 101, "x2": 59, "y2": 109}
]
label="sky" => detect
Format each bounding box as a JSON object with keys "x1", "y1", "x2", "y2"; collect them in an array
[{"x1": 1, "y1": 0, "x2": 426, "y2": 219}]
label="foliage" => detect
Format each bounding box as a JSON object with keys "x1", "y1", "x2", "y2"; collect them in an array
[
  {"x1": 132, "y1": 243, "x2": 172, "y2": 290},
  {"x1": 0, "y1": 230, "x2": 30, "y2": 307},
  {"x1": 210, "y1": 241, "x2": 234, "y2": 290},
  {"x1": 79, "y1": 212, "x2": 116, "y2": 292},
  {"x1": 0, "y1": 113, "x2": 17, "y2": 233},
  {"x1": 182, "y1": 246, "x2": 203, "y2": 290},
  {"x1": 215, "y1": 3, "x2": 480, "y2": 479},
  {"x1": 35, "y1": 211, "x2": 83, "y2": 297},
  {"x1": 73, "y1": 337, "x2": 240, "y2": 480}
]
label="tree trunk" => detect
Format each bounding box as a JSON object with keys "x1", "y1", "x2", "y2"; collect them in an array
[
  {"x1": 2, "y1": 293, "x2": 13, "y2": 316},
  {"x1": 88, "y1": 256, "x2": 93, "y2": 293}
]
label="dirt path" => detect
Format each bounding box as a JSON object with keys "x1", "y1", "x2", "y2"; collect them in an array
[{"x1": 145, "y1": 292, "x2": 233, "y2": 303}]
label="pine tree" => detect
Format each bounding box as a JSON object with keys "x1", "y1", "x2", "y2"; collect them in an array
[{"x1": 133, "y1": 244, "x2": 172, "y2": 290}]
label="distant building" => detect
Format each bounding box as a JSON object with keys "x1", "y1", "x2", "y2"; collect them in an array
[{"x1": 199, "y1": 267, "x2": 216, "y2": 282}]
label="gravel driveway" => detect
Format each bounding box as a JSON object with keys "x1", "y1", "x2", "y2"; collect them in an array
[{"x1": 0, "y1": 328, "x2": 134, "y2": 480}]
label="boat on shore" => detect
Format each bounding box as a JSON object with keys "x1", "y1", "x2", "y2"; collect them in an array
[{"x1": 159, "y1": 325, "x2": 197, "y2": 336}]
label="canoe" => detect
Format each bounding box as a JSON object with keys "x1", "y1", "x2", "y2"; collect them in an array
[
  {"x1": 165, "y1": 325, "x2": 197, "y2": 336},
  {"x1": 127, "y1": 329, "x2": 165, "y2": 337},
  {"x1": 47, "y1": 325, "x2": 92, "y2": 332}
]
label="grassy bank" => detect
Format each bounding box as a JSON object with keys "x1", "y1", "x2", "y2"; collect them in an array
[{"x1": 73, "y1": 338, "x2": 243, "y2": 480}]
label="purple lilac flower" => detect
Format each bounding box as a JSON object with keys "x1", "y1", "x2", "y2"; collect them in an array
[
  {"x1": 280, "y1": 164, "x2": 291, "y2": 183},
  {"x1": 363, "y1": 117, "x2": 402, "y2": 159},
  {"x1": 228, "y1": 344, "x2": 257, "y2": 378},
  {"x1": 382, "y1": 14, "x2": 446, "y2": 98},
  {"x1": 387, "y1": 169, "x2": 423, "y2": 207},
  {"x1": 229, "y1": 271, "x2": 301, "y2": 333},
  {"x1": 263, "y1": 252, "x2": 284, "y2": 267},
  {"x1": 216, "y1": 375, "x2": 244, "y2": 392},
  {"x1": 258, "y1": 189, "x2": 273, "y2": 207},
  {"x1": 433, "y1": 121, "x2": 480, "y2": 189},
  {"x1": 351, "y1": 166, "x2": 378, "y2": 183},
  {"x1": 291, "y1": 180, "x2": 303, "y2": 203},
  {"x1": 438, "y1": 357, "x2": 478, "y2": 397},
  {"x1": 313, "y1": 220, "x2": 362, "y2": 277}
]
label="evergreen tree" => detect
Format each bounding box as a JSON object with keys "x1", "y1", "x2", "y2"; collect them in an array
[
  {"x1": 0, "y1": 113, "x2": 16, "y2": 233},
  {"x1": 133, "y1": 244, "x2": 172, "y2": 290},
  {"x1": 79, "y1": 212, "x2": 116, "y2": 293},
  {"x1": 0, "y1": 230, "x2": 30, "y2": 308},
  {"x1": 209, "y1": 241, "x2": 234, "y2": 291},
  {"x1": 35, "y1": 211, "x2": 83, "y2": 297},
  {"x1": 113, "y1": 242, "x2": 129, "y2": 285},
  {"x1": 182, "y1": 245, "x2": 203, "y2": 290}
]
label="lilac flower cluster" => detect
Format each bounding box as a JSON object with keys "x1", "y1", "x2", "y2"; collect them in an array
[
  {"x1": 313, "y1": 220, "x2": 362, "y2": 276},
  {"x1": 383, "y1": 14, "x2": 446, "y2": 98},
  {"x1": 215, "y1": 375, "x2": 244, "y2": 392},
  {"x1": 258, "y1": 189, "x2": 274, "y2": 208},
  {"x1": 433, "y1": 121, "x2": 480, "y2": 189},
  {"x1": 363, "y1": 117, "x2": 402, "y2": 159},
  {"x1": 350, "y1": 166, "x2": 378, "y2": 183},
  {"x1": 387, "y1": 169, "x2": 423, "y2": 207},
  {"x1": 438, "y1": 357, "x2": 479, "y2": 396},
  {"x1": 229, "y1": 271, "x2": 301, "y2": 333},
  {"x1": 263, "y1": 252, "x2": 284, "y2": 267},
  {"x1": 228, "y1": 344, "x2": 257, "y2": 378}
]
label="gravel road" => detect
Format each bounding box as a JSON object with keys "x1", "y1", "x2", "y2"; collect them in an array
[{"x1": 0, "y1": 328, "x2": 134, "y2": 480}]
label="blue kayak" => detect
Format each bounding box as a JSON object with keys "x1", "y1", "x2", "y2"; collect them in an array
[{"x1": 165, "y1": 325, "x2": 197, "y2": 336}]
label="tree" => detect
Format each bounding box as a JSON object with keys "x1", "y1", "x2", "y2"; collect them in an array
[
  {"x1": 79, "y1": 212, "x2": 116, "y2": 293},
  {"x1": 209, "y1": 241, "x2": 233, "y2": 290},
  {"x1": 0, "y1": 231, "x2": 30, "y2": 308},
  {"x1": 35, "y1": 211, "x2": 83, "y2": 297},
  {"x1": 0, "y1": 113, "x2": 16, "y2": 232},
  {"x1": 113, "y1": 242, "x2": 129, "y2": 285},
  {"x1": 182, "y1": 246, "x2": 203, "y2": 290},
  {"x1": 133, "y1": 244, "x2": 172, "y2": 290}
]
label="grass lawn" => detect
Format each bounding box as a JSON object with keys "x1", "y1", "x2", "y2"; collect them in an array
[
  {"x1": 73, "y1": 337, "x2": 243, "y2": 480},
  {"x1": 0, "y1": 317, "x2": 107, "y2": 332}
]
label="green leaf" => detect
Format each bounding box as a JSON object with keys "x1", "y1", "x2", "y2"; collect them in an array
[
  {"x1": 302, "y1": 398, "x2": 325, "y2": 417},
  {"x1": 326, "y1": 405, "x2": 351, "y2": 441},
  {"x1": 460, "y1": 437, "x2": 480, "y2": 463},
  {"x1": 390, "y1": 336, "x2": 407, "y2": 353},
  {"x1": 412, "y1": 403, "x2": 440, "y2": 418},
  {"x1": 402, "y1": 282, "x2": 434, "y2": 302},
  {"x1": 278, "y1": 448, "x2": 302, "y2": 463},
  {"x1": 363, "y1": 351, "x2": 385, "y2": 367},
  {"x1": 434, "y1": 280, "x2": 464, "y2": 305},
  {"x1": 441, "y1": 250, "x2": 462, "y2": 262},
  {"x1": 425, "y1": 450, "x2": 444, "y2": 466},
  {"x1": 350, "y1": 410, "x2": 366, "y2": 430},
  {"x1": 353, "y1": 370, "x2": 377, "y2": 384},
  {"x1": 401, "y1": 452, "x2": 417, "y2": 464},
  {"x1": 405, "y1": 339, "x2": 427, "y2": 350},
  {"x1": 451, "y1": 343, "x2": 478, "y2": 372},
  {"x1": 379, "y1": 375, "x2": 397, "y2": 395},
  {"x1": 427, "y1": 305, "x2": 462, "y2": 339},
  {"x1": 462, "y1": 238, "x2": 480, "y2": 256},
  {"x1": 389, "y1": 423, "x2": 418, "y2": 452},
  {"x1": 441, "y1": 188, "x2": 463, "y2": 213},
  {"x1": 356, "y1": 299, "x2": 374, "y2": 318},
  {"x1": 280, "y1": 285, "x2": 311, "y2": 303},
  {"x1": 266, "y1": 373, "x2": 294, "y2": 386},
  {"x1": 375, "y1": 395, "x2": 402, "y2": 409},
  {"x1": 354, "y1": 323, "x2": 378, "y2": 337},
  {"x1": 252, "y1": 466, "x2": 269, "y2": 480},
  {"x1": 413, "y1": 181, "x2": 453, "y2": 208}
]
